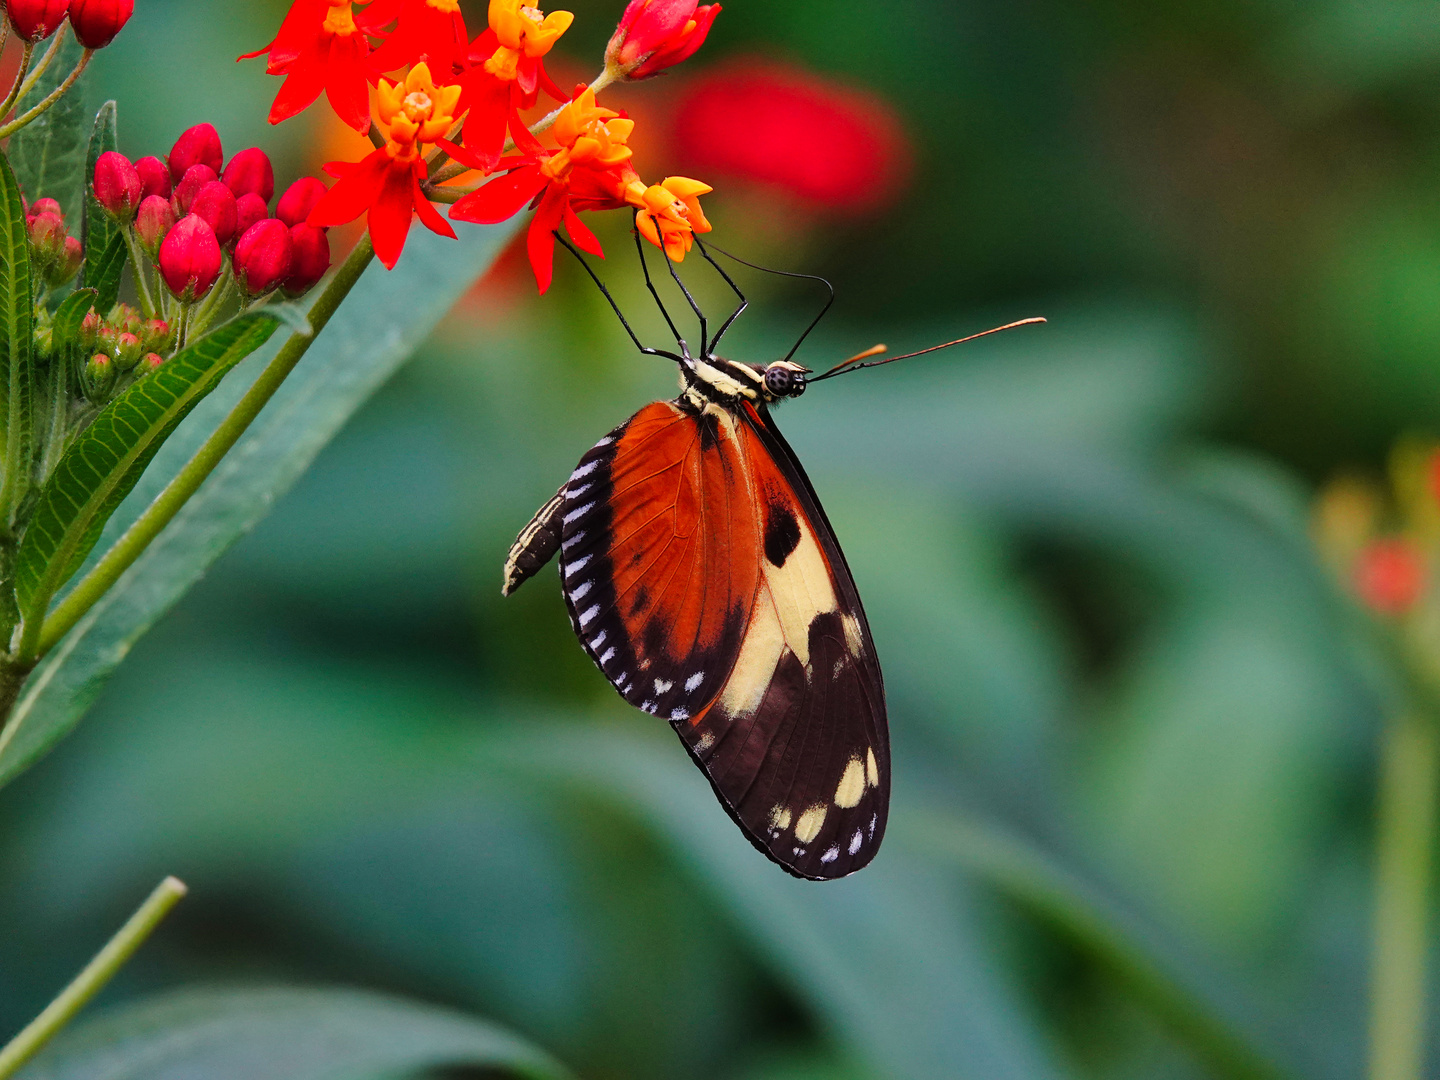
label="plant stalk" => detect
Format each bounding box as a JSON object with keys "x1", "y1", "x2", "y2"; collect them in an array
[
  {"x1": 32, "y1": 236, "x2": 376, "y2": 658},
  {"x1": 1369, "y1": 711, "x2": 1439, "y2": 1080},
  {"x1": 0, "y1": 44, "x2": 34, "y2": 126},
  {"x1": 0, "y1": 876, "x2": 187, "y2": 1080},
  {"x1": 0, "y1": 49, "x2": 94, "y2": 140}
]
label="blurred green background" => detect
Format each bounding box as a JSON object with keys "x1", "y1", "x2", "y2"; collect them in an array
[{"x1": 0, "y1": 1, "x2": 1430, "y2": 1077}]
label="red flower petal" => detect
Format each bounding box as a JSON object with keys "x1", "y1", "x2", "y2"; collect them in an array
[
  {"x1": 308, "y1": 149, "x2": 391, "y2": 228},
  {"x1": 267, "y1": 33, "x2": 329, "y2": 125},
  {"x1": 411, "y1": 171, "x2": 457, "y2": 241},
  {"x1": 527, "y1": 186, "x2": 567, "y2": 294},
  {"x1": 369, "y1": 159, "x2": 420, "y2": 269},
  {"x1": 325, "y1": 29, "x2": 372, "y2": 133},
  {"x1": 562, "y1": 203, "x2": 603, "y2": 258},
  {"x1": 449, "y1": 166, "x2": 548, "y2": 224}
]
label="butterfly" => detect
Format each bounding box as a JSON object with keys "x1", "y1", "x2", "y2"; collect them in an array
[{"x1": 502, "y1": 236, "x2": 1041, "y2": 880}]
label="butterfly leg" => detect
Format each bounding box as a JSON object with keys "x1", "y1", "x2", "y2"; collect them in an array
[{"x1": 502, "y1": 485, "x2": 568, "y2": 596}]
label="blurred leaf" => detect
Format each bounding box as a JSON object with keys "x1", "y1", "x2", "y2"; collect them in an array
[
  {"x1": 0, "y1": 221, "x2": 517, "y2": 790},
  {"x1": 12, "y1": 986, "x2": 572, "y2": 1080},
  {"x1": 15, "y1": 313, "x2": 280, "y2": 621},
  {"x1": 48, "y1": 289, "x2": 95, "y2": 357},
  {"x1": 0, "y1": 152, "x2": 35, "y2": 530},
  {"x1": 87, "y1": 231, "x2": 126, "y2": 314},
  {"x1": 9, "y1": 29, "x2": 88, "y2": 224},
  {"x1": 482, "y1": 724, "x2": 1072, "y2": 1080},
  {"x1": 80, "y1": 101, "x2": 117, "y2": 290}
]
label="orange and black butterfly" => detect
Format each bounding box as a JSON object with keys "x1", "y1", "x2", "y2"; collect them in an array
[{"x1": 503, "y1": 236, "x2": 1040, "y2": 880}]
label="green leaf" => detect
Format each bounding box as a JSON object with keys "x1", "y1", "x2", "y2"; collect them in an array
[
  {"x1": 8, "y1": 28, "x2": 88, "y2": 223},
  {"x1": 87, "y1": 230, "x2": 126, "y2": 313},
  {"x1": 0, "y1": 151, "x2": 35, "y2": 532},
  {"x1": 80, "y1": 100, "x2": 117, "y2": 291},
  {"x1": 11, "y1": 986, "x2": 572, "y2": 1080},
  {"x1": 49, "y1": 288, "x2": 95, "y2": 355},
  {"x1": 14, "y1": 313, "x2": 278, "y2": 621},
  {"x1": 0, "y1": 222, "x2": 516, "y2": 789}
]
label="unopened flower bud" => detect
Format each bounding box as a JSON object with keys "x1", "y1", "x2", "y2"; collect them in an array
[
  {"x1": 233, "y1": 193, "x2": 268, "y2": 240},
  {"x1": 135, "y1": 156, "x2": 171, "y2": 200},
  {"x1": 112, "y1": 330, "x2": 142, "y2": 370},
  {"x1": 142, "y1": 319, "x2": 172, "y2": 351},
  {"x1": 233, "y1": 218, "x2": 293, "y2": 297},
  {"x1": 606, "y1": 0, "x2": 720, "y2": 80},
  {"x1": 7, "y1": 0, "x2": 69, "y2": 43},
  {"x1": 275, "y1": 177, "x2": 328, "y2": 229},
  {"x1": 168, "y1": 123, "x2": 223, "y2": 184},
  {"x1": 172, "y1": 164, "x2": 217, "y2": 215},
  {"x1": 106, "y1": 303, "x2": 140, "y2": 335},
  {"x1": 93, "y1": 151, "x2": 142, "y2": 222},
  {"x1": 283, "y1": 223, "x2": 330, "y2": 296},
  {"x1": 30, "y1": 197, "x2": 62, "y2": 219},
  {"x1": 158, "y1": 214, "x2": 222, "y2": 300},
  {"x1": 28, "y1": 212, "x2": 66, "y2": 272},
  {"x1": 189, "y1": 181, "x2": 237, "y2": 246},
  {"x1": 222, "y1": 147, "x2": 274, "y2": 203},
  {"x1": 79, "y1": 310, "x2": 101, "y2": 348},
  {"x1": 48, "y1": 235, "x2": 82, "y2": 287},
  {"x1": 83, "y1": 352, "x2": 114, "y2": 399},
  {"x1": 135, "y1": 195, "x2": 176, "y2": 255},
  {"x1": 68, "y1": 0, "x2": 133, "y2": 48},
  {"x1": 140, "y1": 351, "x2": 164, "y2": 375}
]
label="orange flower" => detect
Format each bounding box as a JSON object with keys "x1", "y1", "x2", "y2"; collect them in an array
[
  {"x1": 308, "y1": 63, "x2": 461, "y2": 268},
  {"x1": 632, "y1": 176, "x2": 711, "y2": 261}
]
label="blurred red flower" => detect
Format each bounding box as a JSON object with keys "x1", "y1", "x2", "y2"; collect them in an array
[
  {"x1": 1355, "y1": 538, "x2": 1426, "y2": 616},
  {"x1": 671, "y1": 59, "x2": 909, "y2": 214}
]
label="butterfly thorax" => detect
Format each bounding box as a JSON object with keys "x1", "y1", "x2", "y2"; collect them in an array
[{"x1": 679, "y1": 355, "x2": 809, "y2": 411}]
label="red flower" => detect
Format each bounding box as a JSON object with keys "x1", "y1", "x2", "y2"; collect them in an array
[
  {"x1": 234, "y1": 219, "x2": 295, "y2": 296},
  {"x1": 240, "y1": 0, "x2": 373, "y2": 133},
  {"x1": 68, "y1": 0, "x2": 133, "y2": 48},
  {"x1": 1355, "y1": 539, "x2": 1427, "y2": 615},
  {"x1": 158, "y1": 214, "x2": 223, "y2": 300},
  {"x1": 6, "y1": 0, "x2": 69, "y2": 43},
  {"x1": 671, "y1": 60, "x2": 909, "y2": 213},
  {"x1": 452, "y1": 0, "x2": 572, "y2": 172},
  {"x1": 365, "y1": 0, "x2": 468, "y2": 77},
  {"x1": 450, "y1": 88, "x2": 638, "y2": 293},
  {"x1": 606, "y1": 0, "x2": 720, "y2": 80},
  {"x1": 307, "y1": 64, "x2": 460, "y2": 269}
]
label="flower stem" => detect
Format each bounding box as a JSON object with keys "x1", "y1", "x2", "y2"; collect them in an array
[
  {"x1": 0, "y1": 876, "x2": 187, "y2": 1080},
  {"x1": 1369, "y1": 711, "x2": 1438, "y2": 1080},
  {"x1": 33, "y1": 236, "x2": 376, "y2": 659},
  {"x1": 0, "y1": 44, "x2": 34, "y2": 126},
  {"x1": 120, "y1": 229, "x2": 157, "y2": 319},
  {"x1": 13, "y1": 26, "x2": 66, "y2": 105},
  {"x1": 0, "y1": 48, "x2": 93, "y2": 140}
]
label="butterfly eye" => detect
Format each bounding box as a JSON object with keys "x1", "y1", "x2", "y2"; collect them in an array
[{"x1": 765, "y1": 366, "x2": 804, "y2": 397}]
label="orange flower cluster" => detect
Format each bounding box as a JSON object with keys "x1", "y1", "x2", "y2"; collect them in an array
[{"x1": 245, "y1": 0, "x2": 721, "y2": 277}]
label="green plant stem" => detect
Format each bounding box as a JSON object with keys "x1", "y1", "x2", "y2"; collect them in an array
[
  {"x1": 0, "y1": 44, "x2": 34, "y2": 126},
  {"x1": 908, "y1": 814, "x2": 1294, "y2": 1080},
  {"x1": 0, "y1": 49, "x2": 93, "y2": 140},
  {"x1": 0, "y1": 876, "x2": 187, "y2": 1079},
  {"x1": 13, "y1": 26, "x2": 65, "y2": 105},
  {"x1": 119, "y1": 230, "x2": 157, "y2": 319},
  {"x1": 33, "y1": 235, "x2": 376, "y2": 658},
  {"x1": 1369, "y1": 711, "x2": 1438, "y2": 1080}
]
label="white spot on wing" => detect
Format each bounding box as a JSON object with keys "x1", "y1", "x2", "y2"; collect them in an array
[
  {"x1": 562, "y1": 501, "x2": 595, "y2": 526},
  {"x1": 594, "y1": 435, "x2": 613, "y2": 447},
  {"x1": 640, "y1": 700, "x2": 656, "y2": 714},
  {"x1": 654, "y1": 678, "x2": 673, "y2": 694},
  {"x1": 568, "y1": 482, "x2": 591, "y2": 498},
  {"x1": 566, "y1": 554, "x2": 592, "y2": 576},
  {"x1": 570, "y1": 579, "x2": 594, "y2": 601},
  {"x1": 599, "y1": 646, "x2": 616, "y2": 664},
  {"x1": 842, "y1": 612, "x2": 864, "y2": 658},
  {"x1": 570, "y1": 459, "x2": 598, "y2": 481},
  {"x1": 685, "y1": 671, "x2": 705, "y2": 692},
  {"x1": 849, "y1": 830, "x2": 863, "y2": 854},
  {"x1": 695, "y1": 732, "x2": 714, "y2": 752},
  {"x1": 561, "y1": 531, "x2": 585, "y2": 552},
  {"x1": 821, "y1": 846, "x2": 840, "y2": 863},
  {"x1": 670, "y1": 707, "x2": 689, "y2": 720},
  {"x1": 869, "y1": 813, "x2": 877, "y2": 838},
  {"x1": 590, "y1": 630, "x2": 606, "y2": 649},
  {"x1": 578, "y1": 604, "x2": 600, "y2": 627}
]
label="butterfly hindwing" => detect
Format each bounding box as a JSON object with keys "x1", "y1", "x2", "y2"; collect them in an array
[{"x1": 556, "y1": 398, "x2": 889, "y2": 880}]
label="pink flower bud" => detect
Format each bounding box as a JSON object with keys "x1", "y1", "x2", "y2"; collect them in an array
[
  {"x1": 79, "y1": 310, "x2": 100, "y2": 348},
  {"x1": 275, "y1": 177, "x2": 328, "y2": 229},
  {"x1": 67, "y1": 0, "x2": 133, "y2": 48},
  {"x1": 29, "y1": 197, "x2": 62, "y2": 219},
  {"x1": 49, "y1": 235, "x2": 82, "y2": 287},
  {"x1": 135, "y1": 195, "x2": 176, "y2": 255},
  {"x1": 28, "y1": 211, "x2": 66, "y2": 257},
  {"x1": 92, "y1": 151, "x2": 142, "y2": 222},
  {"x1": 168, "y1": 123, "x2": 223, "y2": 184},
  {"x1": 189, "y1": 181, "x2": 237, "y2": 246},
  {"x1": 135, "y1": 156, "x2": 172, "y2": 200},
  {"x1": 83, "y1": 352, "x2": 114, "y2": 399},
  {"x1": 140, "y1": 352, "x2": 164, "y2": 375},
  {"x1": 606, "y1": 0, "x2": 719, "y2": 79},
  {"x1": 172, "y1": 164, "x2": 217, "y2": 215},
  {"x1": 158, "y1": 214, "x2": 222, "y2": 300},
  {"x1": 7, "y1": 0, "x2": 69, "y2": 42},
  {"x1": 233, "y1": 193, "x2": 268, "y2": 240},
  {"x1": 112, "y1": 330, "x2": 142, "y2": 370},
  {"x1": 233, "y1": 218, "x2": 293, "y2": 296},
  {"x1": 222, "y1": 147, "x2": 275, "y2": 204},
  {"x1": 284, "y1": 223, "x2": 330, "y2": 296},
  {"x1": 142, "y1": 319, "x2": 172, "y2": 351}
]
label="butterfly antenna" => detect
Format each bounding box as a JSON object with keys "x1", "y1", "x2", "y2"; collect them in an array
[
  {"x1": 555, "y1": 233, "x2": 684, "y2": 364},
  {"x1": 702, "y1": 241, "x2": 835, "y2": 363},
  {"x1": 661, "y1": 244, "x2": 709, "y2": 358},
  {"x1": 809, "y1": 317, "x2": 1047, "y2": 382},
  {"x1": 694, "y1": 237, "x2": 747, "y2": 354},
  {"x1": 633, "y1": 231, "x2": 689, "y2": 358}
]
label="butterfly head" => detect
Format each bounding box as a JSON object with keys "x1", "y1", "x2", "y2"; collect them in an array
[{"x1": 761, "y1": 360, "x2": 808, "y2": 400}]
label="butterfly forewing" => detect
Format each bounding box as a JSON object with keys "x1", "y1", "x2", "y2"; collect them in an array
[{"x1": 557, "y1": 398, "x2": 889, "y2": 879}]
